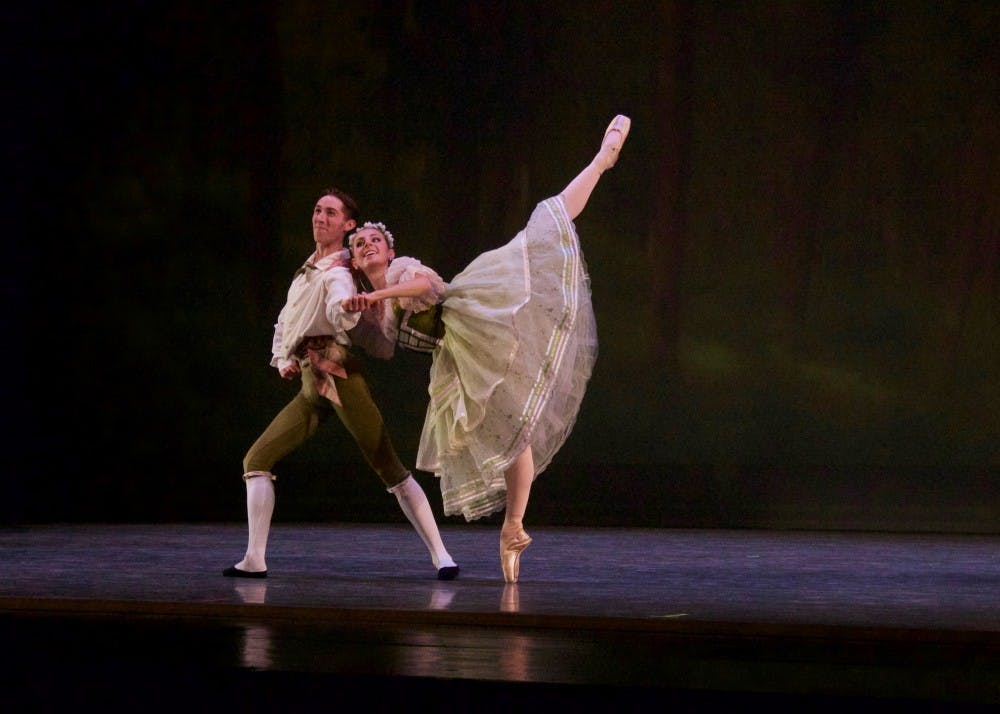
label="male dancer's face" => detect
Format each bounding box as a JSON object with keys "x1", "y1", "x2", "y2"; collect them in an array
[{"x1": 312, "y1": 195, "x2": 356, "y2": 252}]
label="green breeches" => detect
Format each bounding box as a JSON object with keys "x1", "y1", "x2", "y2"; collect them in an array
[{"x1": 242, "y1": 361, "x2": 408, "y2": 488}]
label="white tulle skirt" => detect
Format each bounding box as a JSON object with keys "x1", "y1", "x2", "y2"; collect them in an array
[{"x1": 416, "y1": 195, "x2": 598, "y2": 521}]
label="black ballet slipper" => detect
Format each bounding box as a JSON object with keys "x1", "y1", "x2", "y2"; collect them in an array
[
  {"x1": 437, "y1": 565, "x2": 460, "y2": 581},
  {"x1": 223, "y1": 566, "x2": 267, "y2": 579}
]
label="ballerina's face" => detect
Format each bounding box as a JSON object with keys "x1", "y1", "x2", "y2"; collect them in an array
[{"x1": 350, "y1": 227, "x2": 395, "y2": 273}]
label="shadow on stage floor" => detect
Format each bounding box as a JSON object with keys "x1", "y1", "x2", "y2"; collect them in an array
[{"x1": 1, "y1": 523, "x2": 997, "y2": 711}]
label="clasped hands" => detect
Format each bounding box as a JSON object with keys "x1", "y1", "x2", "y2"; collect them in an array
[{"x1": 341, "y1": 292, "x2": 382, "y2": 313}]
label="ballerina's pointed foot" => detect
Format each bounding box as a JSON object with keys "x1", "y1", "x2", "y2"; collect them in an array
[
  {"x1": 598, "y1": 114, "x2": 631, "y2": 171},
  {"x1": 500, "y1": 527, "x2": 533, "y2": 583}
]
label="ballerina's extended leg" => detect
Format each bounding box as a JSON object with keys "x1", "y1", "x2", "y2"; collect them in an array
[{"x1": 559, "y1": 114, "x2": 631, "y2": 220}]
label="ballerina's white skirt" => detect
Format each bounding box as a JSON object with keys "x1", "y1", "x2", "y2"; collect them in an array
[{"x1": 416, "y1": 195, "x2": 598, "y2": 521}]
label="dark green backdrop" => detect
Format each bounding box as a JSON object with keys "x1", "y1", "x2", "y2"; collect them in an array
[{"x1": 7, "y1": 2, "x2": 997, "y2": 532}]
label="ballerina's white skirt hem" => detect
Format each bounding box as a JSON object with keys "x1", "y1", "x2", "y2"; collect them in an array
[{"x1": 416, "y1": 195, "x2": 598, "y2": 521}]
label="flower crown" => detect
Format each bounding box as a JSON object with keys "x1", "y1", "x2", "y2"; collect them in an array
[{"x1": 356, "y1": 220, "x2": 395, "y2": 248}]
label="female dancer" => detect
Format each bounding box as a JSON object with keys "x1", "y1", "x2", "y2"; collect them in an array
[{"x1": 339, "y1": 116, "x2": 630, "y2": 582}]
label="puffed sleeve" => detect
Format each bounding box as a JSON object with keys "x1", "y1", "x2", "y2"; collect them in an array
[
  {"x1": 323, "y1": 265, "x2": 362, "y2": 339},
  {"x1": 386, "y1": 256, "x2": 448, "y2": 312}
]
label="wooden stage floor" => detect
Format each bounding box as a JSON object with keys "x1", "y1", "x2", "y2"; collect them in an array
[{"x1": 1, "y1": 523, "x2": 997, "y2": 711}]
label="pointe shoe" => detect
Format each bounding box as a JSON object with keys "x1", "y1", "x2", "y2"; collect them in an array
[
  {"x1": 599, "y1": 114, "x2": 631, "y2": 170},
  {"x1": 500, "y1": 528, "x2": 532, "y2": 583}
]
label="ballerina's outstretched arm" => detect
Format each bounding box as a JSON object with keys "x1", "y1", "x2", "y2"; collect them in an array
[{"x1": 341, "y1": 275, "x2": 435, "y2": 312}]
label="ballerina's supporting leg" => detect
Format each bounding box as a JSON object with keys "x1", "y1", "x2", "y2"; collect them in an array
[
  {"x1": 501, "y1": 446, "x2": 535, "y2": 583},
  {"x1": 559, "y1": 115, "x2": 631, "y2": 220}
]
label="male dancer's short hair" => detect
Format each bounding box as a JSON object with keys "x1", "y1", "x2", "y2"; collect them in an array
[{"x1": 318, "y1": 187, "x2": 360, "y2": 222}]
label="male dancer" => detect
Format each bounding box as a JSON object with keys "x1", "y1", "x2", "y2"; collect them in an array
[{"x1": 224, "y1": 187, "x2": 458, "y2": 580}]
